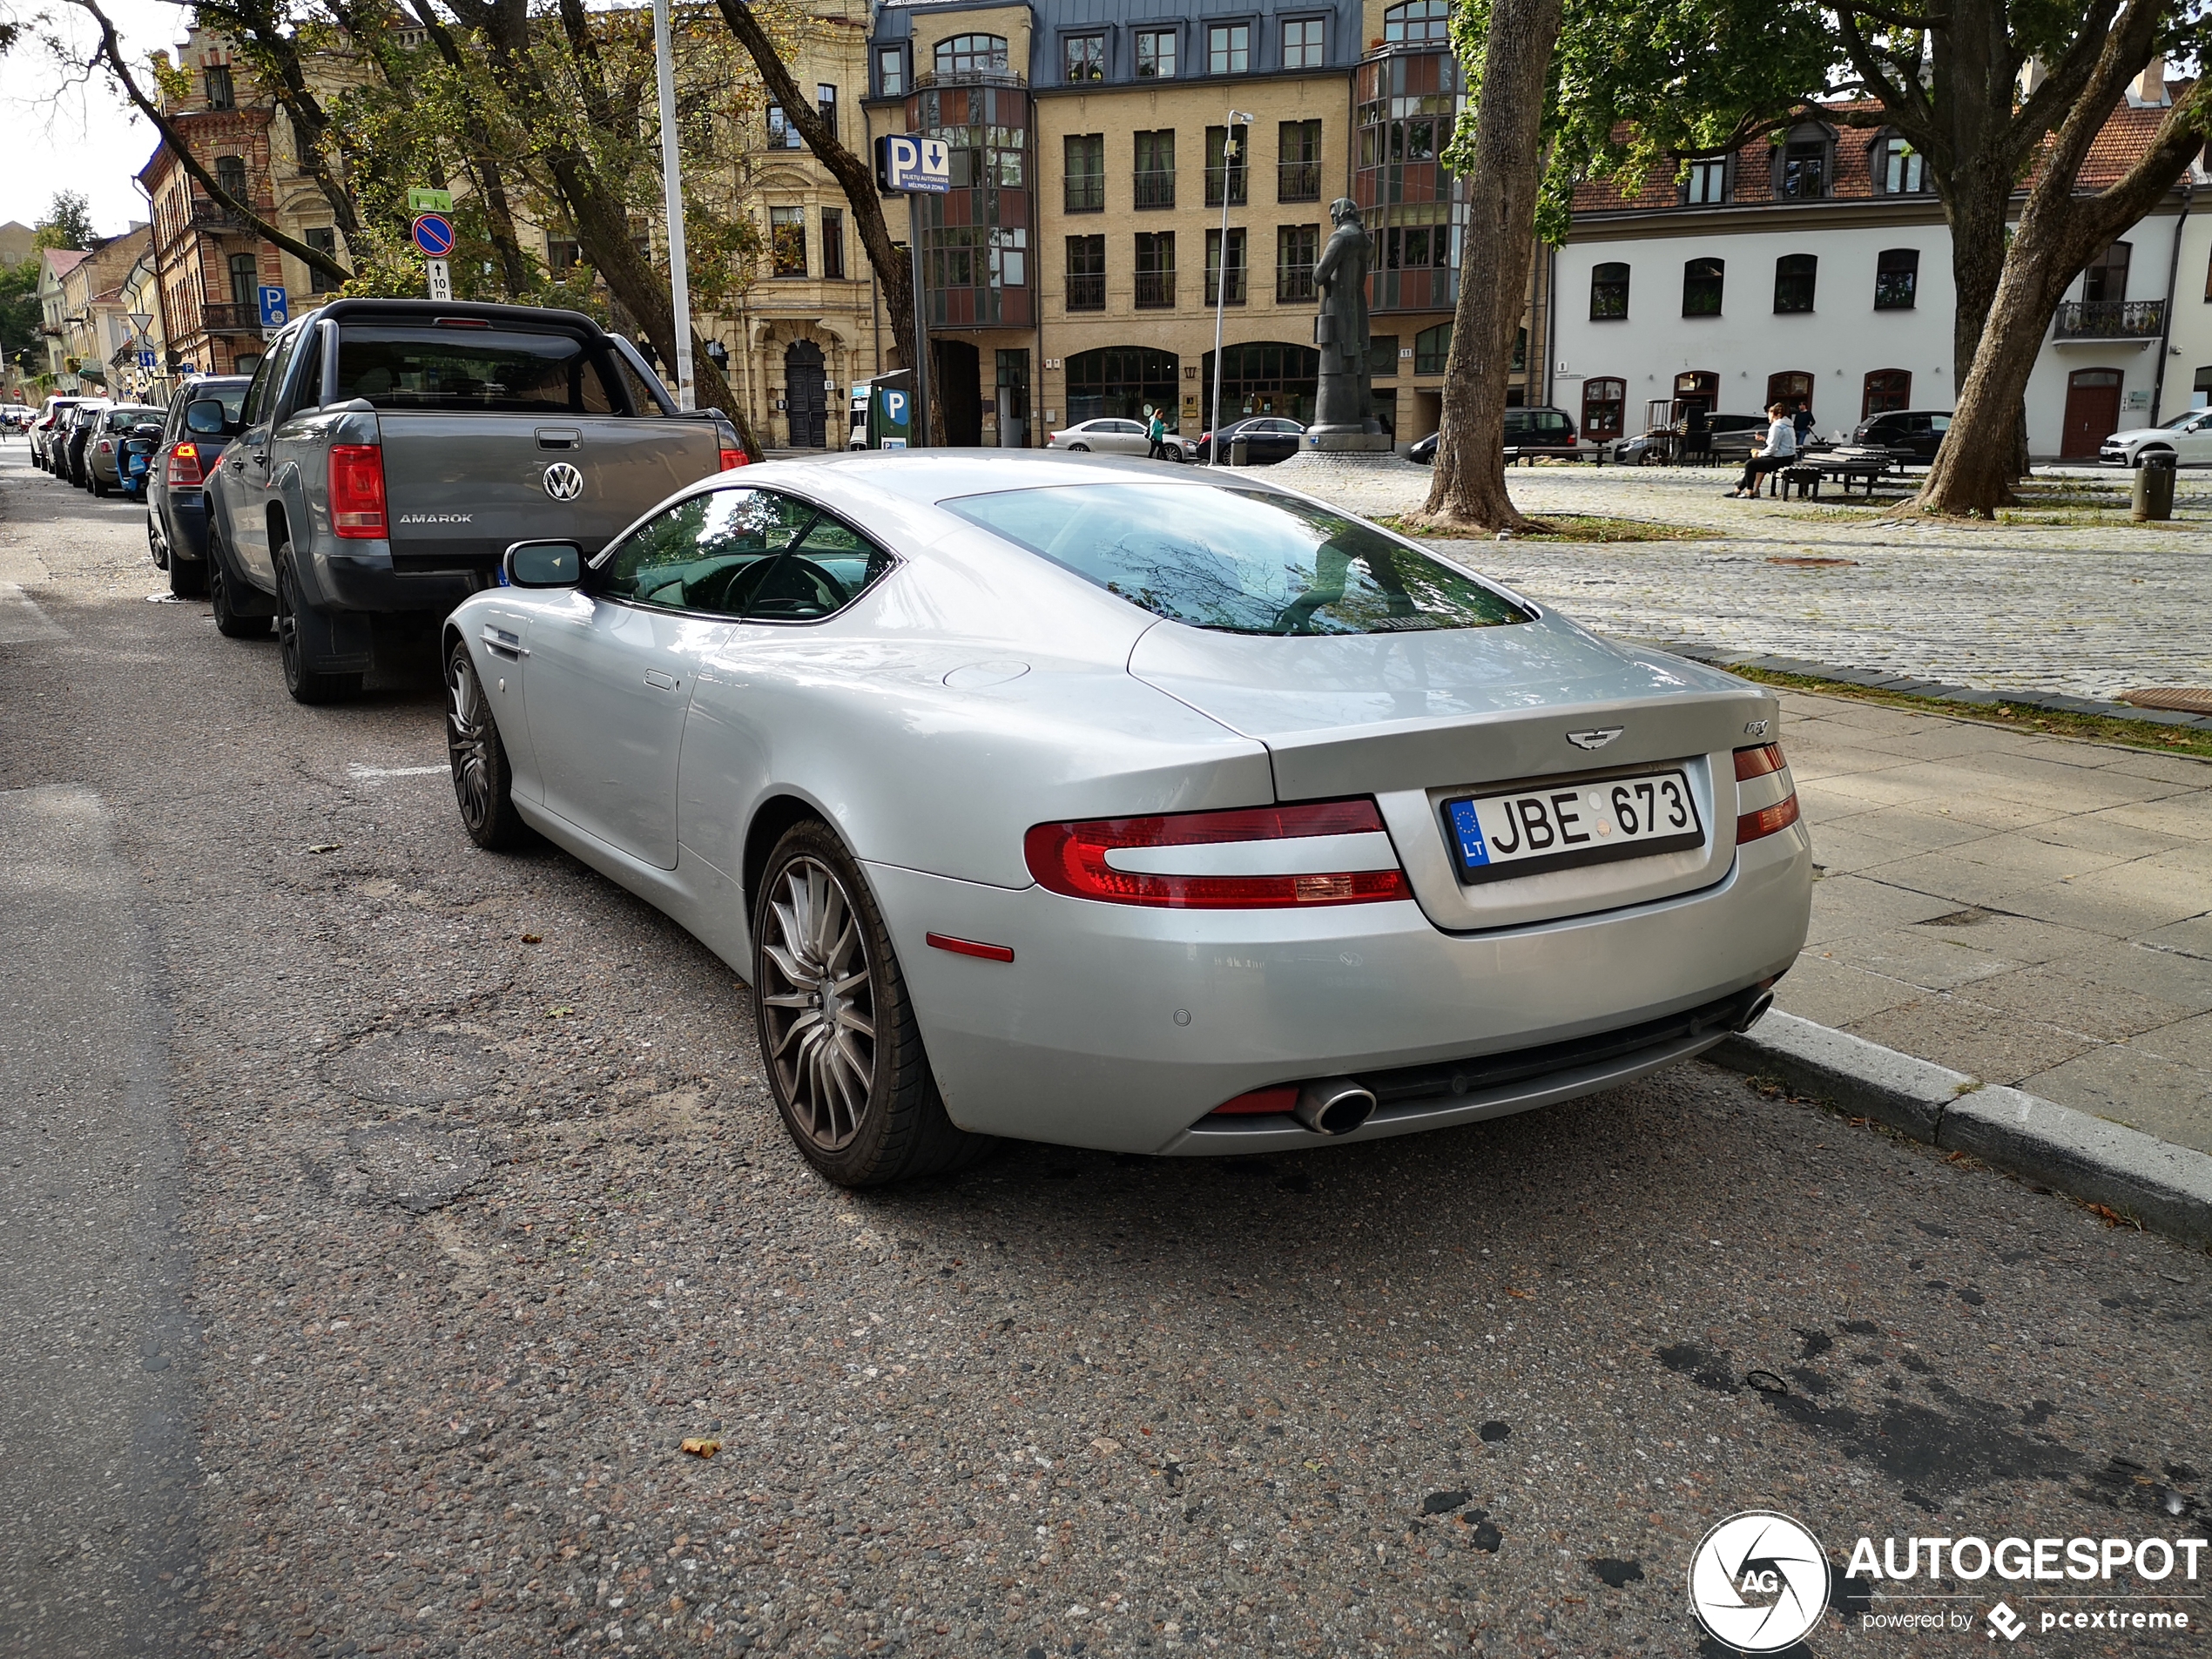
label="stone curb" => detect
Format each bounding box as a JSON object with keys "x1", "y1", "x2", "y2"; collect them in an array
[
  {"x1": 1708, "y1": 1010, "x2": 2212, "y2": 1249},
  {"x1": 1637, "y1": 638, "x2": 2212, "y2": 735}
]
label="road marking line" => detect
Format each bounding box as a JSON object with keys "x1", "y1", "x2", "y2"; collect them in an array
[{"x1": 347, "y1": 763, "x2": 447, "y2": 779}]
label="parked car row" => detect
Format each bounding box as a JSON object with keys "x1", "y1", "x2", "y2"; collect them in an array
[{"x1": 30, "y1": 395, "x2": 165, "y2": 494}]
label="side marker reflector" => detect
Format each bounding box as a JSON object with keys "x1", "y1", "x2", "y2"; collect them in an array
[{"x1": 926, "y1": 932, "x2": 1014, "y2": 963}]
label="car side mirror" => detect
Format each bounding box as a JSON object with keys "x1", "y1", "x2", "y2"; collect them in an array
[
  {"x1": 503, "y1": 541, "x2": 583, "y2": 589},
  {"x1": 185, "y1": 399, "x2": 230, "y2": 436}
]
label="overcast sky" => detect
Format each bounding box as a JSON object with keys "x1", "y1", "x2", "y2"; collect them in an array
[{"x1": 3, "y1": 0, "x2": 190, "y2": 236}]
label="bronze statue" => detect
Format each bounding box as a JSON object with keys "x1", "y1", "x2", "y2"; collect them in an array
[{"x1": 1311, "y1": 198, "x2": 1381, "y2": 439}]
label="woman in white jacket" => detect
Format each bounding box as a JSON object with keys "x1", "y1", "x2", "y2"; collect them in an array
[{"x1": 1729, "y1": 403, "x2": 1797, "y2": 497}]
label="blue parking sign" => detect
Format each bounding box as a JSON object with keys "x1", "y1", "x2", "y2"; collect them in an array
[{"x1": 259, "y1": 286, "x2": 289, "y2": 327}]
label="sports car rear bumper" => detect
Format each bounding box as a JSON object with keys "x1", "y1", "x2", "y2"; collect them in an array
[{"x1": 865, "y1": 821, "x2": 1812, "y2": 1154}]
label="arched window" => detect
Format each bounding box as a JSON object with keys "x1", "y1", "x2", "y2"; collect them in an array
[
  {"x1": 1581, "y1": 376, "x2": 1626, "y2": 441},
  {"x1": 1383, "y1": 0, "x2": 1451, "y2": 43},
  {"x1": 1862, "y1": 369, "x2": 1911, "y2": 417},
  {"x1": 1589, "y1": 261, "x2": 1629, "y2": 320},
  {"x1": 1778, "y1": 123, "x2": 1831, "y2": 199},
  {"x1": 1065, "y1": 345, "x2": 1180, "y2": 423},
  {"x1": 1766, "y1": 370, "x2": 1814, "y2": 415},
  {"x1": 1682, "y1": 257, "x2": 1723, "y2": 316},
  {"x1": 1874, "y1": 133, "x2": 1926, "y2": 194},
  {"x1": 1773, "y1": 253, "x2": 1817, "y2": 313},
  {"x1": 1674, "y1": 369, "x2": 1717, "y2": 416},
  {"x1": 1875, "y1": 249, "x2": 1919, "y2": 310},
  {"x1": 933, "y1": 34, "x2": 1008, "y2": 76},
  {"x1": 1413, "y1": 320, "x2": 1453, "y2": 374}
]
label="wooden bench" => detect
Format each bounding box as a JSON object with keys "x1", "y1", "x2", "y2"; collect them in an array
[{"x1": 1767, "y1": 465, "x2": 1824, "y2": 499}]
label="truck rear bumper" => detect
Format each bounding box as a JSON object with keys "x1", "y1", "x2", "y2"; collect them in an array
[{"x1": 302, "y1": 542, "x2": 489, "y2": 616}]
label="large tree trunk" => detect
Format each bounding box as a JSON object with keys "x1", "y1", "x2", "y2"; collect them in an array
[{"x1": 1417, "y1": 0, "x2": 1564, "y2": 532}]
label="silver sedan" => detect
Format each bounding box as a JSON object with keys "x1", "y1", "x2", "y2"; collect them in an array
[
  {"x1": 1045, "y1": 416, "x2": 1190, "y2": 460},
  {"x1": 444, "y1": 455, "x2": 1812, "y2": 1185}
]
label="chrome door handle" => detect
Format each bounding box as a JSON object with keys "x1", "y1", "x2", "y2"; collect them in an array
[{"x1": 644, "y1": 669, "x2": 679, "y2": 691}]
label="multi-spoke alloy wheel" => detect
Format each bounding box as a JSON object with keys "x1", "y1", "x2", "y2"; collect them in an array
[
  {"x1": 444, "y1": 638, "x2": 530, "y2": 850},
  {"x1": 751, "y1": 823, "x2": 991, "y2": 1186},
  {"x1": 759, "y1": 856, "x2": 878, "y2": 1152}
]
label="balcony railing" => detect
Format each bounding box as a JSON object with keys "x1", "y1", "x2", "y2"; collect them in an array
[
  {"x1": 1278, "y1": 161, "x2": 1322, "y2": 202},
  {"x1": 1064, "y1": 176, "x2": 1104, "y2": 212},
  {"x1": 1134, "y1": 271, "x2": 1175, "y2": 308},
  {"x1": 2054, "y1": 300, "x2": 2165, "y2": 340},
  {"x1": 912, "y1": 67, "x2": 1027, "y2": 90},
  {"x1": 1204, "y1": 269, "x2": 1248, "y2": 306},
  {"x1": 1204, "y1": 165, "x2": 1248, "y2": 208},
  {"x1": 1278, "y1": 266, "x2": 1316, "y2": 303},
  {"x1": 1066, "y1": 272, "x2": 1105, "y2": 311},
  {"x1": 1133, "y1": 168, "x2": 1176, "y2": 209},
  {"x1": 189, "y1": 197, "x2": 273, "y2": 233},
  {"x1": 199, "y1": 302, "x2": 267, "y2": 335}
]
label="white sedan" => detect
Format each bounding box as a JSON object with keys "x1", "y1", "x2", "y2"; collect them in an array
[
  {"x1": 1045, "y1": 416, "x2": 1191, "y2": 460},
  {"x1": 445, "y1": 455, "x2": 1811, "y2": 1185},
  {"x1": 2099, "y1": 407, "x2": 2212, "y2": 467}
]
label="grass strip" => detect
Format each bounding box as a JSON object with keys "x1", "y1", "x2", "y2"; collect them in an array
[{"x1": 1381, "y1": 512, "x2": 1711, "y2": 543}]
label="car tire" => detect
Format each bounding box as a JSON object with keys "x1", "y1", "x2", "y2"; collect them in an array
[
  {"x1": 91, "y1": 472, "x2": 108, "y2": 498},
  {"x1": 167, "y1": 546, "x2": 206, "y2": 598},
  {"x1": 275, "y1": 545, "x2": 361, "y2": 704},
  {"x1": 752, "y1": 820, "x2": 995, "y2": 1188},
  {"x1": 146, "y1": 514, "x2": 167, "y2": 569},
  {"x1": 445, "y1": 637, "x2": 533, "y2": 851},
  {"x1": 206, "y1": 531, "x2": 270, "y2": 639},
  {"x1": 1069, "y1": 442, "x2": 1090, "y2": 451}
]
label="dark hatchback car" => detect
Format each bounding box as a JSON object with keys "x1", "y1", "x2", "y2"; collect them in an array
[
  {"x1": 146, "y1": 375, "x2": 251, "y2": 595},
  {"x1": 1196, "y1": 415, "x2": 1306, "y2": 464},
  {"x1": 1851, "y1": 408, "x2": 1951, "y2": 465},
  {"x1": 58, "y1": 401, "x2": 112, "y2": 487},
  {"x1": 1409, "y1": 406, "x2": 1588, "y2": 464}
]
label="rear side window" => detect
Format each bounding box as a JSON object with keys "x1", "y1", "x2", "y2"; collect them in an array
[
  {"x1": 334, "y1": 327, "x2": 622, "y2": 414},
  {"x1": 948, "y1": 482, "x2": 1533, "y2": 637}
]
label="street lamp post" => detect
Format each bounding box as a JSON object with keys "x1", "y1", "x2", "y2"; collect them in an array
[
  {"x1": 651, "y1": 0, "x2": 697, "y2": 412},
  {"x1": 1208, "y1": 109, "x2": 1255, "y2": 465}
]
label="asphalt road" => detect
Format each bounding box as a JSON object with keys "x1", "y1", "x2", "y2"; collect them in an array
[{"x1": 0, "y1": 441, "x2": 2205, "y2": 1659}]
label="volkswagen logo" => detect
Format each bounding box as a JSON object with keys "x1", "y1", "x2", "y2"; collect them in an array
[
  {"x1": 1688, "y1": 1511, "x2": 1831, "y2": 1654},
  {"x1": 542, "y1": 462, "x2": 584, "y2": 502},
  {"x1": 1566, "y1": 726, "x2": 1624, "y2": 751}
]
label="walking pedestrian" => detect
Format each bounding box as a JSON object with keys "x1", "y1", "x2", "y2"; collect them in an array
[
  {"x1": 1146, "y1": 406, "x2": 1169, "y2": 461},
  {"x1": 1792, "y1": 402, "x2": 1816, "y2": 447},
  {"x1": 1729, "y1": 402, "x2": 1797, "y2": 497}
]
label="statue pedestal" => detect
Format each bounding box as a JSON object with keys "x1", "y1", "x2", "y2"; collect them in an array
[{"x1": 1305, "y1": 427, "x2": 1394, "y2": 454}]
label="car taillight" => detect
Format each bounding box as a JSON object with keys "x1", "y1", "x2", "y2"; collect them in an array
[
  {"x1": 1023, "y1": 798, "x2": 1407, "y2": 909},
  {"x1": 328, "y1": 444, "x2": 388, "y2": 538},
  {"x1": 168, "y1": 442, "x2": 203, "y2": 485},
  {"x1": 98, "y1": 438, "x2": 112, "y2": 454},
  {"x1": 1733, "y1": 741, "x2": 1800, "y2": 844},
  {"x1": 718, "y1": 447, "x2": 747, "y2": 470}
]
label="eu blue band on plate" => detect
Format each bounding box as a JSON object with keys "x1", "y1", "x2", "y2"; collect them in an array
[{"x1": 1447, "y1": 799, "x2": 1489, "y2": 867}]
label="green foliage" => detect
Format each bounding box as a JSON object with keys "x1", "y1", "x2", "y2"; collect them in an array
[
  {"x1": 147, "y1": 48, "x2": 192, "y2": 104},
  {"x1": 0, "y1": 257, "x2": 40, "y2": 356},
  {"x1": 32, "y1": 189, "x2": 97, "y2": 250}
]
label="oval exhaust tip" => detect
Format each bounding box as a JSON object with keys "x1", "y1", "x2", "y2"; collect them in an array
[
  {"x1": 1735, "y1": 990, "x2": 1776, "y2": 1034},
  {"x1": 1294, "y1": 1076, "x2": 1376, "y2": 1136}
]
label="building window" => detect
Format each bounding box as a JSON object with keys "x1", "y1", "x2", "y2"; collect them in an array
[
  {"x1": 1878, "y1": 136, "x2": 1925, "y2": 193},
  {"x1": 816, "y1": 84, "x2": 837, "y2": 138},
  {"x1": 1064, "y1": 135, "x2": 1105, "y2": 212},
  {"x1": 1135, "y1": 29, "x2": 1177, "y2": 78},
  {"x1": 1134, "y1": 130, "x2": 1175, "y2": 209},
  {"x1": 1589, "y1": 260, "x2": 1629, "y2": 320},
  {"x1": 227, "y1": 251, "x2": 259, "y2": 311},
  {"x1": 214, "y1": 154, "x2": 249, "y2": 202},
  {"x1": 876, "y1": 47, "x2": 905, "y2": 98},
  {"x1": 765, "y1": 105, "x2": 801, "y2": 149},
  {"x1": 1766, "y1": 370, "x2": 1814, "y2": 415},
  {"x1": 1414, "y1": 320, "x2": 1452, "y2": 374},
  {"x1": 204, "y1": 64, "x2": 234, "y2": 109},
  {"x1": 1063, "y1": 35, "x2": 1103, "y2": 82},
  {"x1": 1066, "y1": 235, "x2": 1105, "y2": 311},
  {"x1": 1874, "y1": 248, "x2": 1919, "y2": 310},
  {"x1": 1382, "y1": 220, "x2": 1448, "y2": 270},
  {"x1": 1205, "y1": 125, "x2": 1249, "y2": 208},
  {"x1": 771, "y1": 206, "x2": 806, "y2": 277},
  {"x1": 1205, "y1": 227, "x2": 1247, "y2": 306},
  {"x1": 1383, "y1": 0, "x2": 1450, "y2": 41},
  {"x1": 1862, "y1": 368, "x2": 1912, "y2": 417},
  {"x1": 1779, "y1": 126, "x2": 1830, "y2": 199},
  {"x1": 821, "y1": 208, "x2": 845, "y2": 280},
  {"x1": 2192, "y1": 364, "x2": 2212, "y2": 408},
  {"x1": 547, "y1": 237, "x2": 580, "y2": 276},
  {"x1": 1369, "y1": 334, "x2": 1399, "y2": 378},
  {"x1": 1282, "y1": 17, "x2": 1325, "y2": 67},
  {"x1": 1773, "y1": 253, "x2": 1817, "y2": 313},
  {"x1": 1135, "y1": 232, "x2": 1175, "y2": 308},
  {"x1": 1582, "y1": 377, "x2": 1626, "y2": 440},
  {"x1": 1682, "y1": 257, "x2": 1723, "y2": 316},
  {"x1": 934, "y1": 34, "x2": 1008, "y2": 76},
  {"x1": 1683, "y1": 158, "x2": 1727, "y2": 205},
  {"x1": 1277, "y1": 224, "x2": 1318, "y2": 300},
  {"x1": 1207, "y1": 24, "x2": 1250, "y2": 75},
  {"x1": 2081, "y1": 239, "x2": 2131, "y2": 302},
  {"x1": 304, "y1": 226, "x2": 336, "y2": 293},
  {"x1": 1066, "y1": 345, "x2": 1180, "y2": 423},
  {"x1": 1278, "y1": 119, "x2": 1322, "y2": 202}
]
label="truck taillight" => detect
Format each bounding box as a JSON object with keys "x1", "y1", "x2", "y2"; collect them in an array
[
  {"x1": 167, "y1": 442, "x2": 203, "y2": 486},
  {"x1": 1023, "y1": 799, "x2": 1407, "y2": 909},
  {"x1": 328, "y1": 444, "x2": 388, "y2": 538},
  {"x1": 718, "y1": 448, "x2": 748, "y2": 470}
]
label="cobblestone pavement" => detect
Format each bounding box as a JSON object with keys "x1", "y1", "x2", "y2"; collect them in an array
[{"x1": 1273, "y1": 455, "x2": 2212, "y2": 702}]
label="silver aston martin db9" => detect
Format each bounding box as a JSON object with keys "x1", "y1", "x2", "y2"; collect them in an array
[{"x1": 445, "y1": 453, "x2": 1811, "y2": 1185}]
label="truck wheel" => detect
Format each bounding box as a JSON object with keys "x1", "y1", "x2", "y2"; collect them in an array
[
  {"x1": 752, "y1": 820, "x2": 995, "y2": 1188},
  {"x1": 445, "y1": 637, "x2": 533, "y2": 851},
  {"x1": 207, "y1": 531, "x2": 270, "y2": 639},
  {"x1": 275, "y1": 546, "x2": 362, "y2": 705}
]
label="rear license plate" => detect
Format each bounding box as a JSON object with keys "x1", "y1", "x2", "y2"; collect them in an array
[{"x1": 1444, "y1": 768, "x2": 1703, "y2": 885}]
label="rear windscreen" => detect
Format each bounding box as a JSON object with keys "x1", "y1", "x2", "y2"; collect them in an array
[{"x1": 334, "y1": 327, "x2": 622, "y2": 414}]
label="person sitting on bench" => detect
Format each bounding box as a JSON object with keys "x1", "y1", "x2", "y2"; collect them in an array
[{"x1": 1729, "y1": 403, "x2": 1797, "y2": 497}]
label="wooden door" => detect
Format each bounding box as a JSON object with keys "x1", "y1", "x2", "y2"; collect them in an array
[
  {"x1": 2060, "y1": 369, "x2": 2122, "y2": 459},
  {"x1": 784, "y1": 341, "x2": 826, "y2": 448}
]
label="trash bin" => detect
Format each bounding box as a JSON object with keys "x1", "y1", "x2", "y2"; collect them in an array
[
  {"x1": 2133, "y1": 451, "x2": 2176, "y2": 522},
  {"x1": 1229, "y1": 435, "x2": 1249, "y2": 467}
]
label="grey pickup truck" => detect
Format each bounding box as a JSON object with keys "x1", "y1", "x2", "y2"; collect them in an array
[{"x1": 198, "y1": 298, "x2": 744, "y2": 703}]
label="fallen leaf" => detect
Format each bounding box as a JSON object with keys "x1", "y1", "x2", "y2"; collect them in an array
[
  {"x1": 546, "y1": 1007, "x2": 572, "y2": 1018},
  {"x1": 1089, "y1": 1437, "x2": 1121, "y2": 1456},
  {"x1": 306, "y1": 843, "x2": 341, "y2": 854},
  {"x1": 522, "y1": 934, "x2": 543, "y2": 945},
  {"x1": 679, "y1": 1438, "x2": 721, "y2": 1459},
  {"x1": 1505, "y1": 1287, "x2": 1533, "y2": 1299}
]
